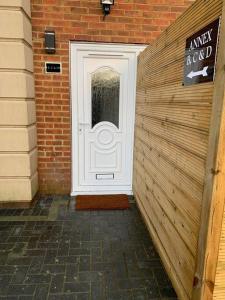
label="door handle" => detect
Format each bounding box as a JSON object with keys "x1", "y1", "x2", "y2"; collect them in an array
[
  {"x1": 79, "y1": 122, "x2": 90, "y2": 126},
  {"x1": 79, "y1": 122, "x2": 90, "y2": 132}
]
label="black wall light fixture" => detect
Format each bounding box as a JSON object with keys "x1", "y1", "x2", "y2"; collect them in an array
[
  {"x1": 100, "y1": 0, "x2": 114, "y2": 20},
  {"x1": 44, "y1": 30, "x2": 56, "y2": 54}
]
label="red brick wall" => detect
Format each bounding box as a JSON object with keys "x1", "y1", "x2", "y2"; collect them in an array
[{"x1": 31, "y1": 0, "x2": 194, "y2": 194}]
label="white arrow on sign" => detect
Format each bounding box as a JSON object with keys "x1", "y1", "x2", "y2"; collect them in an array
[{"x1": 187, "y1": 66, "x2": 209, "y2": 79}]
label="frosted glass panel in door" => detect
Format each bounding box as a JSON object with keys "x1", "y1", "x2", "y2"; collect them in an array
[{"x1": 91, "y1": 68, "x2": 120, "y2": 128}]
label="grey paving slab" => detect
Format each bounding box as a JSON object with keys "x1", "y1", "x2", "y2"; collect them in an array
[{"x1": 0, "y1": 195, "x2": 177, "y2": 299}]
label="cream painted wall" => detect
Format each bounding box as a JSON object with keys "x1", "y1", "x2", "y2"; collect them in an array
[{"x1": 0, "y1": 0, "x2": 38, "y2": 202}]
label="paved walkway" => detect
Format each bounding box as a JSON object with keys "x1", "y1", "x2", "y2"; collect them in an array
[{"x1": 0, "y1": 196, "x2": 177, "y2": 300}]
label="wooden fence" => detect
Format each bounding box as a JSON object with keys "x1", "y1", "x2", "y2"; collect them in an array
[{"x1": 133, "y1": 0, "x2": 225, "y2": 299}]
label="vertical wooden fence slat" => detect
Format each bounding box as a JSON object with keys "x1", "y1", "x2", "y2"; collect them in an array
[{"x1": 192, "y1": 1, "x2": 225, "y2": 299}]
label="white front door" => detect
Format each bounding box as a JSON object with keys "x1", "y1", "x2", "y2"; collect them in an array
[{"x1": 71, "y1": 43, "x2": 145, "y2": 195}]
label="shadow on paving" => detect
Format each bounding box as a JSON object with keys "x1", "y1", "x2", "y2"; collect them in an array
[{"x1": 0, "y1": 195, "x2": 177, "y2": 300}]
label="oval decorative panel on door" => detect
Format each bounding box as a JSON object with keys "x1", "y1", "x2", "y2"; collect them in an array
[
  {"x1": 90, "y1": 122, "x2": 121, "y2": 171},
  {"x1": 97, "y1": 127, "x2": 114, "y2": 146}
]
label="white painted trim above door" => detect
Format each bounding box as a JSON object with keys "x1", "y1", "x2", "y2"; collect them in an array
[{"x1": 70, "y1": 42, "x2": 146, "y2": 196}]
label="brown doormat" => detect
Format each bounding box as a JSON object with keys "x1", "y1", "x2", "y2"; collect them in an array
[{"x1": 75, "y1": 194, "x2": 130, "y2": 210}]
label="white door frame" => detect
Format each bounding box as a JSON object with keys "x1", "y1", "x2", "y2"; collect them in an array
[{"x1": 70, "y1": 42, "x2": 146, "y2": 196}]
